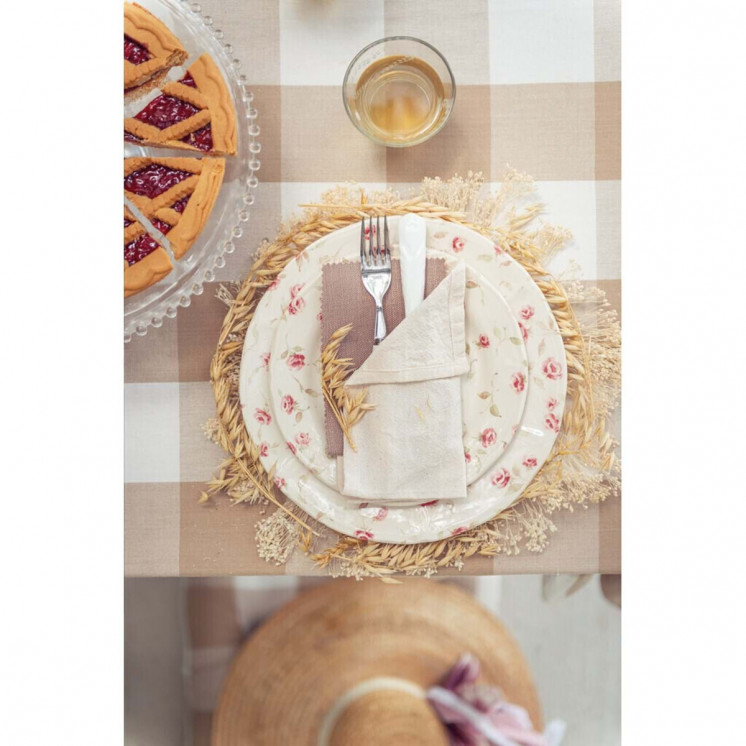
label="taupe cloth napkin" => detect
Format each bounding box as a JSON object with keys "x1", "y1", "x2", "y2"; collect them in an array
[
  {"x1": 337, "y1": 262, "x2": 469, "y2": 502},
  {"x1": 321, "y1": 258, "x2": 447, "y2": 456}
]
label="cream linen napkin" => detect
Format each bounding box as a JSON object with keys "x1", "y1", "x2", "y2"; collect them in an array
[{"x1": 337, "y1": 262, "x2": 469, "y2": 502}]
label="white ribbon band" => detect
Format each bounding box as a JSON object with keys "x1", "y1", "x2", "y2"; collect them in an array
[{"x1": 316, "y1": 676, "x2": 426, "y2": 746}]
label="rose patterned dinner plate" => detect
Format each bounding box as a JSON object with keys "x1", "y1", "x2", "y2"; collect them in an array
[
  {"x1": 239, "y1": 217, "x2": 567, "y2": 544},
  {"x1": 268, "y1": 256, "x2": 529, "y2": 488}
]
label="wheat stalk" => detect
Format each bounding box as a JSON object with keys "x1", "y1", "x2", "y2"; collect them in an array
[{"x1": 320, "y1": 324, "x2": 375, "y2": 452}]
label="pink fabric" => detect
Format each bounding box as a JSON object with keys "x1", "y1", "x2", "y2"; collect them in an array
[
  {"x1": 427, "y1": 654, "x2": 565, "y2": 746},
  {"x1": 320, "y1": 258, "x2": 448, "y2": 456}
]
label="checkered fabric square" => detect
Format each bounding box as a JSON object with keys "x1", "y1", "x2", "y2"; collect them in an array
[{"x1": 125, "y1": 0, "x2": 621, "y2": 577}]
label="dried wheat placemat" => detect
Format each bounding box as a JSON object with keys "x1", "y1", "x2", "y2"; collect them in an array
[{"x1": 202, "y1": 171, "x2": 621, "y2": 579}]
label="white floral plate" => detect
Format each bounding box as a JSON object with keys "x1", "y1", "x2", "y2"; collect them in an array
[
  {"x1": 268, "y1": 257, "x2": 529, "y2": 488},
  {"x1": 239, "y1": 217, "x2": 567, "y2": 544}
]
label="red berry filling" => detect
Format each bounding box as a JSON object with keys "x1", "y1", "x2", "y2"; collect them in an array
[
  {"x1": 171, "y1": 196, "x2": 190, "y2": 213},
  {"x1": 124, "y1": 218, "x2": 134, "y2": 228},
  {"x1": 124, "y1": 164, "x2": 192, "y2": 199},
  {"x1": 179, "y1": 72, "x2": 197, "y2": 88},
  {"x1": 151, "y1": 217, "x2": 173, "y2": 235},
  {"x1": 181, "y1": 124, "x2": 213, "y2": 152},
  {"x1": 124, "y1": 35, "x2": 151, "y2": 65},
  {"x1": 124, "y1": 131, "x2": 142, "y2": 143},
  {"x1": 134, "y1": 94, "x2": 200, "y2": 130},
  {"x1": 125, "y1": 234, "x2": 160, "y2": 266}
]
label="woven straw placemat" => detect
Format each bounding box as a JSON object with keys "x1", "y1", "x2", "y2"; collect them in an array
[{"x1": 203, "y1": 172, "x2": 621, "y2": 578}]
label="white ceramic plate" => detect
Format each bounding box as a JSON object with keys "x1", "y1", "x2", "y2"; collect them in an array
[
  {"x1": 268, "y1": 257, "x2": 529, "y2": 488},
  {"x1": 239, "y1": 217, "x2": 567, "y2": 544}
]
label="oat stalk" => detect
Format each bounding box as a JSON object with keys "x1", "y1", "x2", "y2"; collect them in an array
[{"x1": 320, "y1": 323, "x2": 375, "y2": 452}]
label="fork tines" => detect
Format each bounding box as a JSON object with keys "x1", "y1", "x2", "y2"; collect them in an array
[{"x1": 360, "y1": 215, "x2": 391, "y2": 268}]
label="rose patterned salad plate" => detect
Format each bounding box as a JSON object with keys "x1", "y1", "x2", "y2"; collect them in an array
[
  {"x1": 268, "y1": 257, "x2": 529, "y2": 488},
  {"x1": 239, "y1": 217, "x2": 567, "y2": 544}
]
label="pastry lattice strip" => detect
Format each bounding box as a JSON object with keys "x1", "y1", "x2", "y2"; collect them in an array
[{"x1": 124, "y1": 205, "x2": 172, "y2": 297}]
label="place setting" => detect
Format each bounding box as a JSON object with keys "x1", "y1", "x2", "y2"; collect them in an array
[{"x1": 239, "y1": 211, "x2": 567, "y2": 544}]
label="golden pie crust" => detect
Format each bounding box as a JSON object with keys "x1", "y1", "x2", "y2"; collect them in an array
[
  {"x1": 124, "y1": 206, "x2": 173, "y2": 297},
  {"x1": 124, "y1": 54, "x2": 237, "y2": 156},
  {"x1": 124, "y1": 157, "x2": 226, "y2": 260},
  {"x1": 124, "y1": 2, "x2": 188, "y2": 100}
]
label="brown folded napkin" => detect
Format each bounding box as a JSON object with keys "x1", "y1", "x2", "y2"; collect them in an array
[{"x1": 321, "y1": 257, "x2": 448, "y2": 457}]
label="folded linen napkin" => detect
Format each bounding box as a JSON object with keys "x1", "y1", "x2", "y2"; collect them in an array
[
  {"x1": 321, "y1": 258, "x2": 448, "y2": 457},
  {"x1": 337, "y1": 262, "x2": 469, "y2": 502}
]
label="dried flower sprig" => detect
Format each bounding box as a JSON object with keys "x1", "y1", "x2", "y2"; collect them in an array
[{"x1": 320, "y1": 323, "x2": 375, "y2": 452}]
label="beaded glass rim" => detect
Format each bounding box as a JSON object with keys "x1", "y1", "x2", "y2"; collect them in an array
[{"x1": 124, "y1": 0, "x2": 261, "y2": 343}]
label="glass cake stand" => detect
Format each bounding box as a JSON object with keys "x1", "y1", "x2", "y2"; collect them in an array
[{"x1": 124, "y1": 0, "x2": 260, "y2": 343}]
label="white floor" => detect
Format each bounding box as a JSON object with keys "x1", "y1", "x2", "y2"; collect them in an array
[
  {"x1": 124, "y1": 575, "x2": 621, "y2": 745},
  {"x1": 479, "y1": 575, "x2": 621, "y2": 746}
]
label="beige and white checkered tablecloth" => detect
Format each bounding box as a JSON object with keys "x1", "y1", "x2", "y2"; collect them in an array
[{"x1": 124, "y1": 0, "x2": 621, "y2": 577}]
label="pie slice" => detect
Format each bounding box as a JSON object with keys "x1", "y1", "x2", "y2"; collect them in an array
[
  {"x1": 124, "y1": 206, "x2": 172, "y2": 297},
  {"x1": 124, "y1": 54, "x2": 237, "y2": 156},
  {"x1": 124, "y1": 3, "x2": 188, "y2": 100},
  {"x1": 124, "y1": 156, "x2": 225, "y2": 259}
]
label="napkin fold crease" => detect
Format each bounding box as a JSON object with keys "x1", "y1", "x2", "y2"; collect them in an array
[{"x1": 337, "y1": 262, "x2": 469, "y2": 503}]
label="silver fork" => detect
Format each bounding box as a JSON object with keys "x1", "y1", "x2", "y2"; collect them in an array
[{"x1": 360, "y1": 215, "x2": 392, "y2": 345}]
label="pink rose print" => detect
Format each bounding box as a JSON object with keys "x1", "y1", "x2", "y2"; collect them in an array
[
  {"x1": 542, "y1": 357, "x2": 563, "y2": 380},
  {"x1": 464, "y1": 451, "x2": 472, "y2": 463},
  {"x1": 452, "y1": 236, "x2": 465, "y2": 252},
  {"x1": 476, "y1": 334, "x2": 490, "y2": 349},
  {"x1": 295, "y1": 432, "x2": 311, "y2": 447},
  {"x1": 480, "y1": 428, "x2": 497, "y2": 448},
  {"x1": 519, "y1": 305, "x2": 535, "y2": 320},
  {"x1": 274, "y1": 476, "x2": 286, "y2": 489},
  {"x1": 281, "y1": 395, "x2": 295, "y2": 414},
  {"x1": 364, "y1": 224, "x2": 377, "y2": 240},
  {"x1": 523, "y1": 456, "x2": 538, "y2": 468},
  {"x1": 494, "y1": 243, "x2": 505, "y2": 255},
  {"x1": 491, "y1": 468, "x2": 511, "y2": 488},
  {"x1": 373, "y1": 507, "x2": 388, "y2": 521},
  {"x1": 288, "y1": 296, "x2": 305, "y2": 315},
  {"x1": 259, "y1": 442, "x2": 269, "y2": 458},
  {"x1": 289, "y1": 283, "x2": 304, "y2": 299},
  {"x1": 355, "y1": 530, "x2": 374, "y2": 541},
  {"x1": 545, "y1": 413, "x2": 561, "y2": 432},
  {"x1": 511, "y1": 371, "x2": 525, "y2": 393},
  {"x1": 254, "y1": 408, "x2": 271, "y2": 425},
  {"x1": 267, "y1": 278, "x2": 279, "y2": 291},
  {"x1": 317, "y1": 312, "x2": 323, "y2": 322},
  {"x1": 420, "y1": 500, "x2": 439, "y2": 507},
  {"x1": 260, "y1": 352, "x2": 271, "y2": 369},
  {"x1": 518, "y1": 321, "x2": 529, "y2": 342},
  {"x1": 287, "y1": 353, "x2": 306, "y2": 370},
  {"x1": 286, "y1": 441, "x2": 297, "y2": 455},
  {"x1": 547, "y1": 397, "x2": 559, "y2": 410},
  {"x1": 451, "y1": 526, "x2": 468, "y2": 536}
]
